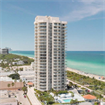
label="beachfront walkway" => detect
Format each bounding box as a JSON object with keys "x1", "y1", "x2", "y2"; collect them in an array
[{"x1": 27, "y1": 87, "x2": 41, "y2": 105}]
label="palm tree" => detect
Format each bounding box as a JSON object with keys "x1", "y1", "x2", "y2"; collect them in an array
[
  {"x1": 7, "y1": 84, "x2": 11, "y2": 89},
  {"x1": 7, "y1": 84, "x2": 11, "y2": 97},
  {"x1": 22, "y1": 86, "x2": 27, "y2": 94},
  {"x1": 20, "y1": 79, "x2": 22, "y2": 82},
  {"x1": 11, "y1": 82, "x2": 15, "y2": 88},
  {"x1": 14, "y1": 79, "x2": 17, "y2": 91},
  {"x1": 69, "y1": 82, "x2": 73, "y2": 88}
]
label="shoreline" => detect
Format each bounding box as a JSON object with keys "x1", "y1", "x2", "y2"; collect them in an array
[
  {"x1": 66, "y1": 67, "x2": 105, "y2": 82},
  {"x1": 10, "y1": 53, "x2": 34, "y2": 60},
  {"x1": 10, "y1": 52, "x2": 105, "y2": 82}
]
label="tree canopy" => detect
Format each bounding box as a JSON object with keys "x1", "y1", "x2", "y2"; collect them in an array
[{"x1": 8, "y1": 73, "x2": 20, "y2": 80}]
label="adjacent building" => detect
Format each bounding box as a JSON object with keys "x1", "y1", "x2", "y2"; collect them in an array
[
  {"x1": 0, "y1": 48, "x2": 9, "y2": 54},
  {"x1": 34, "y1": 16, "x2": 67, "y2": 91}
]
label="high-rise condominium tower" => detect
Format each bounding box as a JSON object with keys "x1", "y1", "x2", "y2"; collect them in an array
[{"x1": 34, "y1": 16, "x2": 67, "y2": 91}]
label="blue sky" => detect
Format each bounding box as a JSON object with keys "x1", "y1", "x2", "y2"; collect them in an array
[{"x1": 0, "y1": 0, "x2": 105, "y2": 51}]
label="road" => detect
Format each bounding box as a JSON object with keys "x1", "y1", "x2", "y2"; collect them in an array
[
  {"x1": 16, "y1": 91, "x2": 30, "y2": 105},
  {"x1": 27, "y1": 87, "x2": 41, "y2": 105}
]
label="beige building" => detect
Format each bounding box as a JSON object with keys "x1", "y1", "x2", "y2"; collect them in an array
[
  {"x1": 34, "y1": 16, "x2": 67, "y2": 91},
  {"x1": 0, "y1": 81, "x2": 23, "y2": 90}
]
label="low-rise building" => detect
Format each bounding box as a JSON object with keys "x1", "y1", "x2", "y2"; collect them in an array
[
  {"x1": 31, "y1": 62, "x2": 34, "y2": 69},
  {"x1": 0, "y1": 67, "x2": 2, "y2": 71},
  {"x1": 3, "y1": 61, "x2": 8, "y2": 64},
  {"x1": 0, "y1": 81, "x2": 23, "y2": 90},
  {"x1": 12, "y1": 62, "x2": 17, "y2": 65},
  {"x1": 17, "y1": 61, "x2": 24, "y2": 65}
]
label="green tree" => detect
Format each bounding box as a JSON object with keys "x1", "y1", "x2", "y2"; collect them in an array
[
  {"x1": 20, "y1": 79, "x2": 22, "y2": 82},
  {"x1": 69, "y1": 82, "x2": 73, "y2": 88},
  {"x1": 22, "y1": 87, "x2": 27, "y2": 94},
  {"x1": 7, "y1": 84, "x2": 11, "y2": 88},
  {"x1": 8, "y1": 73, "x2": 20, "y2": 80},
  {"x1": 71, "y1": 93, "x2": 74, "y2": 98},
  {"x1": 70, "y1": 99, "x2": 78, "y2": 104},
  {"x1": 11, "y1": 82, "x2": 15, "y2": 87}
]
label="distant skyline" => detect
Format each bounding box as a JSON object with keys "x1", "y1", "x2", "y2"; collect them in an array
[{"x1": 0, "y1": 0, "x2": 105, "y2": 51}]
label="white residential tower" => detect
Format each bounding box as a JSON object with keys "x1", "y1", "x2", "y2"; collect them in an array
[{"x1": 34, "y1": 16, "x2": 67, "y2": 91}]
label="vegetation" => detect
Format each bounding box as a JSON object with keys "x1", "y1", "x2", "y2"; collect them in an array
[
  {"x1": 94, "y1": 102, "x2": 100, "y2": 105},
  {"x1": 0, "y1": 54, "x2": 34, "y2": 68},
  {"x1": 67, "y1": 71, "x2": 105, "y2": 100},
  {"x1": 90, "y1": 91, "x2": 103, "y2": 100},
  {"x1": 8, "y1": 73, "x2": 20, "y2": 80},
  {"x1": 11, "y1": 82, "x2": 15, "y2": 87},
  {"x1": 22, "y1": 86, "x2": 27, "y2": 94},
  {"x1": 7, "y1": 84, "x2": 11, "y2": 88},
  {"x1": 49, "y1": 89, "x2": 68, "y2": 96},
  {"x1": 34, "y1": 89, "x2": 68, "y2": 104},
  {"x1": 70, "y1": 99, "x2": 79, "y2": 104},
  {"x1": 35, "y1": 90, "x2": 54, "y2": 104}
]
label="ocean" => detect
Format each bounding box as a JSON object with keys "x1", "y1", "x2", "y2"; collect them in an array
[{"x1": 10, "y1": 51, "x2": 105, "y2": 76}]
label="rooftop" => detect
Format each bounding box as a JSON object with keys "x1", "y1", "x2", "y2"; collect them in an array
[
  {"x1": 27, "y1": 82, "x2": 33, "y2": 85},
  {"x1": 34, "y1": 16, "x2": 67, "y2": 24},
  {"x1": 83, "y1": 94, "x2": 96, "y2": 100},
  {"x1": 0, "y1": 81, "x2": 23, "y2": 90}
]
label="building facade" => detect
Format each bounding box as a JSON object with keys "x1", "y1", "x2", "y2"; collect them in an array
[
  {"x1": 0, "y1": 48, "x2": 9, "y2": 54},
  {"x1": 34, "y1": 16, "x2": 67, "y2": 91}
]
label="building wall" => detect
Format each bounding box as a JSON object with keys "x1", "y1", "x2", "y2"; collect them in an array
[
  {"x1": 34, "y1": 16, "x2": 67, "y2": 91},
  {"x1": 0, "y1": 48, "x2": 9, "y2": 54}
]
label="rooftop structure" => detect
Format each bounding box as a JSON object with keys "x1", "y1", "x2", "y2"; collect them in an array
[
  {"x1": 27, "y1": 82, "x2": 34, "y2": 86},
  {"x1": 83, "y1": 94, "x2": 96, "y2": 100}
]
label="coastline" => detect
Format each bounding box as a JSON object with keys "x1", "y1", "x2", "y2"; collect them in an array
[
  {"x1": 66, "y1": 67, "x2": 105, "y2": 82},
  {"x1": 28, "y1": 57, "x2": 34, "y2": 60},
  {"x1": 10, "y1": 53, "x2": 34, "y2": 60},
  {"x1": 10, "y1": 52, "x2": 105, "y2": 82}
]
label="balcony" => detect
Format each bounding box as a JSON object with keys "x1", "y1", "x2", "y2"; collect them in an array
[{"x1": 39, "y1": 24, "x2": 46, "y2": 26}]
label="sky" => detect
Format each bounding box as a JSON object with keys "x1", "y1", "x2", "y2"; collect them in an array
[{"x1": 0, "y1": 0, "x2": 105, "y2": 51}]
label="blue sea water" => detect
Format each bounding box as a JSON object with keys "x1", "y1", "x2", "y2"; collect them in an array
[{"x1": 10, "y1": 51, "x2": 105, "y2": 76}]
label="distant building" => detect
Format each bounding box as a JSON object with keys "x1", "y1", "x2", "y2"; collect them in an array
[
  {"x1": 3, "y1": 61, "x2": 8, "y2": 64},
  {"x1": 17, "y1": 60, "x2": 24, "y2": 65},
  {"x1": 12, "y1": 62, "x2": 17, "y2": 65},
  {"x1": 31, "y1": 62, "x2": 34, "y2": 69},
  {"x1": 0, "y1": 48, "x2": 9, "y2": 54}
]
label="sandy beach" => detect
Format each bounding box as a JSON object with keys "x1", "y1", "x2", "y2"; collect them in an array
[
  {"x1": 66, "y1": 67, "x2": 105, "y2": 82},
  {"x1": 28, "y1": 57, "x2": 34, "y2": 60}
]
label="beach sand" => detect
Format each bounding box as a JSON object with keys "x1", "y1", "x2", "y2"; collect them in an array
[
  {"x1": 13, "y1": 55, "x2": 105, "y2": 82},
  {"x1": 66, "y1": 67, "x2": 105, "y2": 82},
  {"x1": 28, "y1": 57, "x2": 34, "y2": 60}
]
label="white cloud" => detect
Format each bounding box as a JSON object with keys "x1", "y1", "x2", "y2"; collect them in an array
[
  {"x1": 7, "y1": 3, "x2": 35, "y2": 16},
  {"x1": 61, "y1": 0, "x2": 105, "y2": 22}
]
